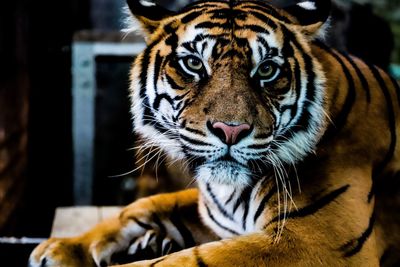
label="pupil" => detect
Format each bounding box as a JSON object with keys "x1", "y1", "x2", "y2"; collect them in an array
[
  {"x1": 262, "y1": 65, "x2": 271, "y2": 74},
  {"x1": 190, "y1": 58, "x2": 200, "y2": 66}
]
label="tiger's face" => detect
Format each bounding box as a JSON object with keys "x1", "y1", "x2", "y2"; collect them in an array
[{"x1": 129, "y1": 0, "x2": 329, "y2": 186}]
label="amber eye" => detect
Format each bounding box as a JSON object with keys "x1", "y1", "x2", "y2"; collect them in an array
[
  {"x1": 256, "y1": 62, "x2": 280, "y2": 83},
  {"x1": 184, "y1": 56, "x2": 204, "y2": 72}
]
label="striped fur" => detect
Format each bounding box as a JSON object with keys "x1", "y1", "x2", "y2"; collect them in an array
[{"x1": 30, "y1": 0, "x2": 400, "y2": 266}]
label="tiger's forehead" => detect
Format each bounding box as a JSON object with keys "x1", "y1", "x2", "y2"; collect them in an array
[
  {"x1": 170, "y1": 9, "x2": 283, "y2": 64},
  {"x1": 172, "y1": 2, "x2": 286, "y2": 64},
  {"x1": 177, "y1": 0, "x2": 289, "y2": 29}
]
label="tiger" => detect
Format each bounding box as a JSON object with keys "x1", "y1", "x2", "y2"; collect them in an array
[{"x1": 29, "y1": 0, "x2": 400, "y2": 266}]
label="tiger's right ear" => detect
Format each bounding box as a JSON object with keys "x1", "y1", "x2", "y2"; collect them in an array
[
  {"x1": 282, "y1": 0, "x2": 331, "y2": 37},
  {"x1": 126, "y1": 0, "x2": 175, "y2": 38}
]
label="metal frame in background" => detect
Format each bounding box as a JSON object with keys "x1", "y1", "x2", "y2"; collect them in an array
[{"x1": 72, "y1": 41, "x2": 145, "y2": 205}]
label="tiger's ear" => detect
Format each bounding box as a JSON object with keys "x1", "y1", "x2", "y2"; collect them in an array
[
  {"x1": 283, "y1": 0, "x2": 331, "y2": 36},
  {"x1": 126, "y1": 0, "x2": 175, "y2": 38}
]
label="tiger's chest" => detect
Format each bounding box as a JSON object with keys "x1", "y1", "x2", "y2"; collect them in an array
[{"x1": 197, "y1": 181, "x2": 274, "y2": 238}]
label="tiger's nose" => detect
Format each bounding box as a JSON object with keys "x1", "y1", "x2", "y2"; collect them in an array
[{"x1": 207, "y1": 121, "x2": 253, "y2": 145}]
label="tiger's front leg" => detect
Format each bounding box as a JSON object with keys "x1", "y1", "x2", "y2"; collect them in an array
[
  {"x1": 29, "y1": 189, "x2": 218, "y2": 267},
  {"x1": 115, "y1": 229, "x2": 378, "y2": 267}
]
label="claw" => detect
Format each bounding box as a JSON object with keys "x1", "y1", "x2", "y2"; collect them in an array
[
  {"x1": 28, "y1": 214, "x2": 180, "y2": 267},
  {"x1": 40, "y1": 257, "x2": 47, "y2": 267},
  {"x1": 161, "y1": 239, "x2": 172, "y2": 256}
]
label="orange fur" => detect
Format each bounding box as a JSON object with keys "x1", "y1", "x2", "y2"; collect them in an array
[{"x1": 30, "y1": 1, "x2": 400, "y2": 266}]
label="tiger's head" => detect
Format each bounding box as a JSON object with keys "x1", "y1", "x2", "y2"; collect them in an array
[{"x1": 127, "y1": 0, "x2": 330, "y2": 186}]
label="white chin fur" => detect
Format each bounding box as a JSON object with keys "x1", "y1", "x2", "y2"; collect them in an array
[{"x1": 195, "y1": 161, "x2": 252, "y2": 186}]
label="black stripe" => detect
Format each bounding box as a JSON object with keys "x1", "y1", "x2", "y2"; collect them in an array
[
  {"x1": 170, "y1": 206, "x2": 196, "y2": 248},
  {"x1": 161, "y1": 116, "x2": 173, "y2": 128},
  {"x1": 257, "y1": 45, "x2": 263, "y2": 59},
  {"x1": 166, "y1": 74, "x2": 185, "y2": 90},
  {"x1": 139, "y1": 41, "x2": 170, "y2": 134},
  {"x1": 241, "y1": 188, "x2": 252, "y2": 230},
  {"x1": 344, "y1": 55, "x2": 371, "y2": 103},
  {"x1": 195, "y1": 21, "x2": 230, "y2": 30},
  {"x1": 173, "y1": 99, "x2": 194, "y2": 122},
  {"x1": 139, "y1": 44, "x2": 156, "y2": 99},
  {"x1": 185, "y1": 127, "x2": 206, "y2": 136},
  {"x1": 141, "y1": 98, "x2": 152, "y2": 123},
  {"x1": 224, "y1": 189, "x2": 236, "y2": 205},
  {"x1": 194, "y1": 247, "x2": 208, "y2": 267},
  {"x1": 211, "y1": 38, "x2": 232, "y2": 59},
  {"x1": 165, "y1": 32, "x2": 178, "y2": 48},
  {"x1": 234, "y1": 37, "x2": 250, "y2": 49},
  {"x1": 232, "y1": 186, "x2": 252, "y2": 214},
  {"x1": 181, "y1": 11, "x2": 203, "y2": 24},
  {"x1": 153, "y1": 52, "x2": 163, "y2": 92},
  {"x1": 153, "y1": 93, "x2": 174, "y2": 110},
  {"x1": 268, "y1": 185, "x2": 350, "y2": 224},
  {"x1": 240, "y1": 24, "x2": 269, "y2": 33},
  {"x1": 152, "y1": 213, "x2": 167, "y2": 235},
  {"x1": 181, "y1": 144, "x2": 212, "y2": 155},
  {"x1": 341, "y1": 213, "x2": 375, "y2": 257},
  {"x1": 173, "y1": 92, "x2": 190, "y2": 102},
  {"x1": 205, "y1": 203, "x2": 239, "y2": 235},
  {"x1": 201, "y1": 42, "x2": 208, "y2": 55},
  {"x1": 246, "y1": 11, "x2": 278, "y2": 30},
  {"x1": 272, "y1": 26, "x2": 317, "y2": 144},
  {"x1": 325, "y1": 49, "x2": 357, "y2": 135},
  {"x1": 286, "y1": 47, "x2": 301, "y2": 123},
  {"x1": 389, "y1": 76, "x2": 400, "y2": 107},
  {"x1": 253, "y1": 185, "x2": 277, "y2": 223},
  {"x1": 286, "y1": 24, "x2": 316, "y2": 130},
  {"x1": 368, "y1": 65, "x2": 397, "y2": 202},
  {"x1": 181, "y1": 2, "x2": 225, "y2": 12},
  {"x1": 149, "y1": 258, "x2": 165, "y2": 267},
  {"x1": 206, "y1": 7, "x2": 245, "y2": 20},
  {"x1": 131, "y1": 217, "x2": 152, "y2": 230},
  {"x1": 206, "y1": 183, "x2": 235, "y2": 220},
  {"x1": 182, "y1": 42, "x2": 197, "y2": 54},
  {"x1": 174, "y1": 100, "x2": 183, "y2": 112},
  {"x1": 240, "y1": 4, "x2": 291, "y2": 24},
  {"x1": 142, "y1": 105, "x2": 170, "y2": 134},
  {"x1": 256, "y1": 36, "x2": 271, "y2": 51},
  {"x1": 153, "y1": 120, "x2": 170, "y2": 134},
  {"x1": 283, "y1": 42, "x2": 302, "y2": 125},
  {"x1": 186, "y1": 154, "x2": 206, "y2": 170},
  {"x1": 180, "y1": 134, "x2": 210, "y2": 146},
  {"x1": 194, "y1": 33, "x2": 230, "y2": 42}
]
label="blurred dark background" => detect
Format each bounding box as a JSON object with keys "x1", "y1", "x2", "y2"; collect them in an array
[{"x1": 0, "y1": 0, "x2": 399, "y2": 266}]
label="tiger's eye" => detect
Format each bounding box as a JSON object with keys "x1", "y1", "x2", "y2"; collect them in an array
[
  {"x1": 258, "y1": 63, "x2": 275, "y2": 78},
  {"x1": 186, "y1": 57, "x2": 203, "y2": 71}
]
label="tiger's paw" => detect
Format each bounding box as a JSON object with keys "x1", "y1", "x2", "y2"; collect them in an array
[
  {"x1": 29, "y1": 223, "x2": 182, "y2": 267},
  {"x1": 28, "y1": 237, "x2": 96, "y2": 267}
]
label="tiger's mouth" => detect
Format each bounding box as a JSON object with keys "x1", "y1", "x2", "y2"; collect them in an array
[
  {"x1": 182, "y1": 133, "x2": 273, "y2": 186},
  {"x1": 195, "y1": 159, "x2": 254, "y2": 186},
  {"x1": 214, "y1": 153, "x2": 248, "y2": 167}
]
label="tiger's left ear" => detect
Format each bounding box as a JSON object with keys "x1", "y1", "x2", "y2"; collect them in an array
[
  {"x1": 283, "y1": 0, "x2": 331, "y2": 36},
  {"x1": 126, "y1": 0, "x2": 175, "y2": 39}
]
